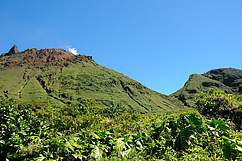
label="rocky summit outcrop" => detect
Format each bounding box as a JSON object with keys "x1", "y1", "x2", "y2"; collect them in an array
[
  {"x1": 202, "y1": 68, "x2": 242, "y2": 90},
  {"x1": 6, "y1": 44, "x2": 19, "y2": 56},
  {"x1": 19, "y1": 48, "x2": 91, "y2": 64},
  {"x1": 170, "y1": 68, "x2": 242, "y2": 107},
  {"x1": 0, "y1": 45, "x2": 92, "y2": 68}
]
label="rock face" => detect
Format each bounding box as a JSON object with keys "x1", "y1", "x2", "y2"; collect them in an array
[
  {"x1": 20, "y1": 48, "x2": 88, "y2": 64},
  {"x1": 1, "y1": 46, "x2": 92, "y2": 68},
  {"x1": 6, "y1": 44, "x2": 19, "y2": 55},
  {"x1": 202, "y1": 68, "x2": 242, "y2": 90}
]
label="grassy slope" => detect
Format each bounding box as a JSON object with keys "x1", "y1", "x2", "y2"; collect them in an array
[
  {"x1": 0, "y1": 56, "x2": 189, "y2": 113},
  {"x1": 0, "y1": 66, "x2": 26, "y2": 99},
  {"x1": 170, "y1": 74, "x2": 234, "y2": 107},
  {"x1": 46, "y1": 60, "x2": 190, "y2": 113}
]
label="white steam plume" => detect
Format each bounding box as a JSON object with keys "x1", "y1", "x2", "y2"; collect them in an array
[{"x1": 68, "y1": 47, "x2": 79, "y2": 55}]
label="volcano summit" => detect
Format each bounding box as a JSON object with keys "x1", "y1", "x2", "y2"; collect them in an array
[{"x1": 0, "y1": 45, "x2": 188, "y2": 113}]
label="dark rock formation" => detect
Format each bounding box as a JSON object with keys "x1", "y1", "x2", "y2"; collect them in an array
[
  {"x1": 6, "y1": 44, "x2": 19, "y2": 56},
  {"x1": 202, "y1": 68, "x2": 242, "y2": 90}
]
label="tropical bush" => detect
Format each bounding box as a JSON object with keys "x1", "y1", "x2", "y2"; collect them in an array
[
  {"x1": 0, "y1": 90, "x2": 242, "y2": 160},
  {"x1": 195, "y1": 88, "x2": 242, "y2": 130}
]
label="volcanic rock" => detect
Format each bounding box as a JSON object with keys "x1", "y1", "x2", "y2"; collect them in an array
[
  {"x1": 202, "y1": 68, "x2": 242, "y2": 90},
  {"x1": 1, "y1": 47, "x2": 92, "y2": 67},
  {"x1": 6, "y1": 44, "x2": 19, "y2": 56}
]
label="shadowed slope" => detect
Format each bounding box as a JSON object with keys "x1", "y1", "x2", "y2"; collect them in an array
[{"x1": 202, "y1": 68, "x2": 242, "y2": 90}]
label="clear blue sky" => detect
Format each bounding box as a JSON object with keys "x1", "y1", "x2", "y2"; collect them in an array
[{"x1": 1, "y1": 1, "x2": 242, "y2": 95}]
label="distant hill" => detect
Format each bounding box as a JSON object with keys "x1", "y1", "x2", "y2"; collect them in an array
[
  {"x1": 0, "y1": 45, "x2": 188, "y2": 113},
  {"x1": 170, "y1": 68, "x2": 242, "y2": 107}
]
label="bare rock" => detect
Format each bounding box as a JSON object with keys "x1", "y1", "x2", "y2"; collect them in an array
[{"x1": 6, "y1": 44, "x2": 19, "y2": 56}]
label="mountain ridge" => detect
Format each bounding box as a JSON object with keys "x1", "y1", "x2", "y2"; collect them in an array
[
  {"x1": 202, "y1": 68, "x2": 242, "y2": 90},
  {"x1": 0, "y1": 45, "x2": 188, "y2": 113},
  {"x1": 2, "y1": 45, "x2": 241, "y2": 113},
  {"x1": 0, "y1": 45, "x2": 93, "y2": 68},
  {"x1": 170, "y1": 68, "x2": 242, "y2": 107}
]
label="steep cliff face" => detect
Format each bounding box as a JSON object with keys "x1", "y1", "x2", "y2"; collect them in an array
[{"x1": 0, "y1": 45, "x2": 188, "y2": 113}]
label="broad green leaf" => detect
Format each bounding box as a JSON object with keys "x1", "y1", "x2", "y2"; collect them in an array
[
  {"x1": 136, "y1": 140, "x2": 143, "y2": 150},
  {"x1": 64, "y1": 138, "x2": 74, "y2": 152},
  {"x1": 91, "y1": 145, "x2": 103, "y2": 160},
  {"x1": 91, "y1": 132, "x2": 100, "y2": 140},
  {"x1": 120, "y1": 148, "x2": 131, "y2": 157},
  {"x1": 236, "y1": 145, "x2": 242, "y2": 152},
  {"x1": 114, "y1": 138, "x2": 126, "y2": 151},
  {"x1": 35, "y1": 154, "x2": 46, "y2": 161},
  {"x1": 70, "y1": 139, "x2": 83, "y2": 149},
  {"x1": 72, "y1": 153, "x2": 86, "y2": 160}
]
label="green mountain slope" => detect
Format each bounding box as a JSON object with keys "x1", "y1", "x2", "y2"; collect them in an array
[
  {"x1": 170, "y1": 74, "x2": 234, "y2": 107},
  {"x1": 0, "y1": 45, "x2": 189, "y2": 113},
  {"x1": 170, "y1": 68, "x2": 242, "y2": 107}
]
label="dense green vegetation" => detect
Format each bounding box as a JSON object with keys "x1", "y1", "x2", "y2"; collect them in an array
[
  {"x1": 1, "y1": 88, "x2": 242, "y2": 160},
  {"x1": 196, "y1": 89, "x2": 242, "y2": 130}
]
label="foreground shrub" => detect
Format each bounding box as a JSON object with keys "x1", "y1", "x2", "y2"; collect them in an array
[
  {"x1": 1, "y1": 95, "x2": 242, "y2": 160},
  {"x1": 0, "y1": 97, "x2": 41, "y2": 160},
  {"x1": 195, "y1": 88, "x2": 242, "y2": 130}
]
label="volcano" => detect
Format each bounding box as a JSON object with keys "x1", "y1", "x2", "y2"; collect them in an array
[{"x1": 0, "y1": 45, "x2": 188, "y2": 113}]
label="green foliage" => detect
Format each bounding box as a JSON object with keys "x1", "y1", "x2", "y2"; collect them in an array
[
  {"x1": 195, "y1": 88, "x2": 242, "y2": 159},
  {"x1": 195, "y1": 88, "x2": 242, "y2": 129},
  {"x1": 0, "y1": 96, "x2": 41, "y2": 160},
  {"x1": 1, "y1": 95, "x2": 242, "y2": 160}
]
